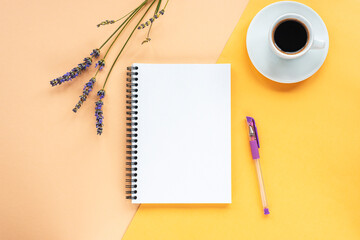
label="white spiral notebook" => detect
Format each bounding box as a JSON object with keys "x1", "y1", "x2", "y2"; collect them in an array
[{"x1": 125, "y1": 64, "x2": 231, "y2": 204}]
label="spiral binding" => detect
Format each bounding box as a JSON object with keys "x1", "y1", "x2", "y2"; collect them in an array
[{"x1": 125, "y1": 66, "x2": 139, "y2": 200}]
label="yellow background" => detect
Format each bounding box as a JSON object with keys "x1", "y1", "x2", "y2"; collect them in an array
[{"x1": 123, "y1": 0, "x2": 360, "y2": 239}]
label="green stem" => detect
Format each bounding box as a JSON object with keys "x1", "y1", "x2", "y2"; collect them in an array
[
  {"x1": 103, "y1": 0, "x2": 157, "y2": 89},
  {"x1": 115, "y1": 5, "x2": 140, "y2": 22},
  {"x1": 94, "y1": 69, "x2": 100, "y2": 77},
  {"x1": 98, "y1": 0, "x2": 148, "y2": 50},
  {"x1": 163, "y1": 0, "x2": 169, "y2": 9},
  {"x1": 103, "y1": 3, "x2": 145, "y2": 59},
  {"x1": 146, "y1": 22, "x2": 153, "y2": 39},
  {"x1": 155, "y1": 0, "x2": 162, "y2": 13}
]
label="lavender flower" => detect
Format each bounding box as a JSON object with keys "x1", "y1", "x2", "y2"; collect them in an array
[
  {"x1": 70, "y1": 67, "x2": 81, "y2": 79},
  {"x1": 50, "y1": 57, "x2": 93, "y2": 87},
  {"x1": 95, "y1": 97, "x2": 105, "y2": 135},
  {"x1": 77, "y1": 57, "x2": 92, "y2": 71},
  {"x1": 97, "y1": 20, "x2": 115, "y2": 27},
  {"x1": 72, "y1": 77, "x2": 96, "y2": 113},
  {"x1": 90, "y1": 49, "x2": 100, "y2": 58},
  {"x1": 84, "y1": 57, "x2": 92, "y2": 68},
  {"x1": 95, "y1": 59, "x2": 105, "y2": 70},
  {"x1": 137, "y1": 24, "x2": 145, "y2": 30},
  {"x1": 50, "y1": 77, "x2": 62, "y2": 86},
  {"x1": 50, "y1": 0, "x2": 170, "y2": 136},
  {"x1": 137, "y1": 9, "x2": 166, "y2": 30},
  {"x1": 97, "y1": 89, "x2": 105, "y2": 99}
]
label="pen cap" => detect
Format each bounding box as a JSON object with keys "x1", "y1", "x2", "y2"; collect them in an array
[{"x1": 246, "y1": 116, "x2": 260, "y2": 148}]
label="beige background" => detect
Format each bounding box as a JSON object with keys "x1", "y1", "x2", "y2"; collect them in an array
[{"x1": 0, "y1": 0, "x2": 248, "y2": 239}]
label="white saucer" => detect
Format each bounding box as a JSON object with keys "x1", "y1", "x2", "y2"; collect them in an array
[{"x1": 246, "y1": 1, "x2": 329, "y2": 83}]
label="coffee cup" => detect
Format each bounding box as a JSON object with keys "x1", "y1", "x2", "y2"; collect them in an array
[{"x1": 269, "y1": 13, "x2": 325, "y2": 60}]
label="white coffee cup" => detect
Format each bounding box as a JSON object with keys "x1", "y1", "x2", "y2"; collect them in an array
[{"x1": 269, "y1": 13, "x2": 325, "y2": 60}]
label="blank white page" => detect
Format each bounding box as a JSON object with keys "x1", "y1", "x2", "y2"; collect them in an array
[{"x1": 132, "y1": 64, "x2": 231, "y2": 204}]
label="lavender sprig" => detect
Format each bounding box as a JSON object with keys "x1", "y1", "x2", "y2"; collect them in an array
[
  {"x1": 97, "y1": 20, "x2": 115, "y2": 27},
  {"x1": 90, "y1": 48, "x2": 101, "y2": 58},
  {"x1": 138, "y1": 0, "x2": 168, "y2": 45},
  {"x1": 50, "y1": 0, "x2": 169, "y2": 136},
  {"x1": 95, "y1": 90, "x2": 105, "y2": 135},
  {"x1": 97, "y1": 89, "x2": 105, "y2": 99},
  {"x1": 137, "y1": 9, "x2": 165, "y2": 30},
  {"x1": 50, "y1": 57, "x2": 93, "y2": 87},
  {"x1": 72, "y1": 77, "x2": 96, "y2": 113},
  {"x1": 95, "y1": 59, "x2": 105, "y2": 70},
  {"x1": 50, "y1": 48, "x2": 99, "y2": 87}
]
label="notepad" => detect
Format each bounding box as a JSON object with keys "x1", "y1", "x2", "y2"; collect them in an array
[{"x1": 125, "y1": 64, "x2": 231, "y2": 204}]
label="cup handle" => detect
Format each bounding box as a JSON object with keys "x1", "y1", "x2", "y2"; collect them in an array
[{"x1": 312, "y1": 39, "x2": 326, "y2": 49}]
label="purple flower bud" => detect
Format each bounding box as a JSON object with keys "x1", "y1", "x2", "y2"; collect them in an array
[
  {"x1": 72, "y1": 77, "x2": 96, "y2": 113},
  {"x1": 83, "y1": 57, "x2": 92, "y2": 68},
  {"x1": 97, "y1": 89, "x2": 105, "y2": 99},
  {"x1": 95, "y1": 59, "x2": 105, "y2": 70},
  {"x1": 95, "y1": 97, "x2": 105, "y2": 135},
  {"x1": 90, "y1": 49, "x2": 100, "y2": 58},
  {"x1": 50, "y1": 57, "x2": 93, "y2": 87}
]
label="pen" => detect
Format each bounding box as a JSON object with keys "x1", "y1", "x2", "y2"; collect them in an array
[{"x1": 246, "y1": 116, "x2": 270, "y2": 215}]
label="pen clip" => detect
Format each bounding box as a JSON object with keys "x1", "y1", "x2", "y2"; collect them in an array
[{"x1": 246, "y1": 116, "x2": 260, "y2": 148}]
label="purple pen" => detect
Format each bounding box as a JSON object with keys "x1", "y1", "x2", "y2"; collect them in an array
[{"x1": 246, "y1": 117, "x2": 270, "y2": 215}]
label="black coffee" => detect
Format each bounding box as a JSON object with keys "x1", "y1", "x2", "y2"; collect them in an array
[{"x1": 273, "y1": 19, "x2": 308, "y2": 53}]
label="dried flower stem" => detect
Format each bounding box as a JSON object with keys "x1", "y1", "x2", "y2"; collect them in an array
[
  {"x1": 114, "y1": 4, "x2": 143, "y2": 23},
  {"x1": 142, "y1": 0, "x2": 162, "y2": 44},
  {"x1": 103, "y1": 0, "x2": 157, "y2": 88},
  {"x1": 163, "y1": 0, "x2": 169, "y2": 9},
  {"x1": 147, "y1": 22, "x2": 153, "y2": 38},
  {"x1": 103, "y1": 2, "x2": 146, "y2": 59},
  {"x1": 98, "y1": 0, "x2": 148, "y2": 50}
]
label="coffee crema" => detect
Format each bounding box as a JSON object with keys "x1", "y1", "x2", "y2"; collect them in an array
[{"x1": 273, "y1": 19, "x2": 308, "y2": 54}]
